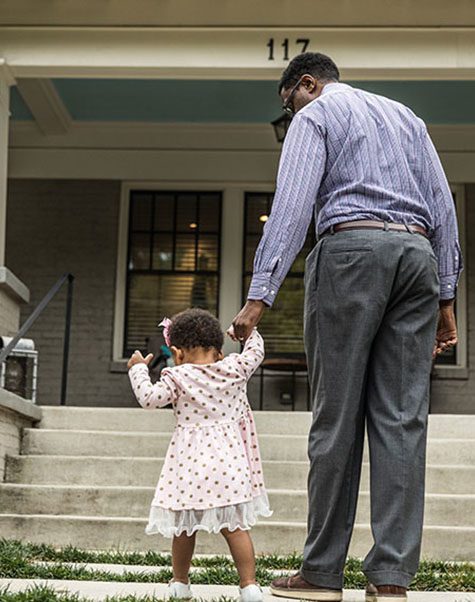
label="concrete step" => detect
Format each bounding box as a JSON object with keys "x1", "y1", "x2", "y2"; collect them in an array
[
  {"x1": 1, "y1": 483, "x2": 473, "y2": 527},
  {"x1": 22, "y1": 429, "x2": 475, "y2": 465},
  {"x1": 38, "y1": 407, "x2": 475, "y2": 439},
  {"x1": 0, "y1": 514, "x2": 473, "y2": 560},
  {"x1": 38, "y1": 408, "x2": 311, "y2": 435},
  {"x1": 6, "y1": 455, "x2": 475, "y2": 495}
]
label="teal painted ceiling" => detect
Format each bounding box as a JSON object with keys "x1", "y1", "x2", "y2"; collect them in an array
[{"x1": 10, "y1": 79, "x2": 475, "y2": 124}]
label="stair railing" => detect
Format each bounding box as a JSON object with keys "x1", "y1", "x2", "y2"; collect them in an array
[{"x1": 0, "y1": 273, "x2": 74, "y2": 405}]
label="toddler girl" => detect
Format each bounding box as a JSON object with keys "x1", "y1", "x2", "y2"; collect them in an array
[{"x1": 128, "y1": 308, "x2": 272, "y2": 602}]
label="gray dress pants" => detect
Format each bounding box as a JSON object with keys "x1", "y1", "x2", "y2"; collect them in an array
[{"x1": 301, "y1": 228, "x2": 439, "y2": 589}]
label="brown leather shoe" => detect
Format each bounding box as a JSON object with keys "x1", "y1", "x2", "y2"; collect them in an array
[
  {"x1": 270, "y1": 573, "x2": 343, "y2": 601},
  {"x1": 366, "y1": 582, "x2": 407, "y2": 602}
]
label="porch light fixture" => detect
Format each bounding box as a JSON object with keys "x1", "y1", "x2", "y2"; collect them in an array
[
  {"x1": 0, "y1": 337, "x2": 38, "y2": 402},
  {"x1": 271, "y1": 113, "x2": 292, "y2": 143}
]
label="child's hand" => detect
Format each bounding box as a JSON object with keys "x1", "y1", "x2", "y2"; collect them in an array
[
  {"x1": 226, "y1": 325, "x2": 240, "y2": 342},
  {"x1": 127, "y1": 350, "x2": 154, "y2": 370}
]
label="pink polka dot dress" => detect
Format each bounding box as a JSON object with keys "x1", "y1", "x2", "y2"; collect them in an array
[{"x1": 128, "y1": 328, "x2": 272, "y2": 538}]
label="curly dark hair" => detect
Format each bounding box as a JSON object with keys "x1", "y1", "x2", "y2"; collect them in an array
[
  {"x1": 167, "y1": 308, "x2": 224, "y2": 351},
  {"x1": 278, "y1": 52, "x2": 340, "y2": 93}
]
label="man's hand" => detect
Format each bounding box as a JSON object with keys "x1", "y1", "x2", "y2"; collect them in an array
[
  {"x1": 228, "y1": 300, "x2": 267, "y2": 342},
  {"x1": 127, "y1": 350, "x2": 154, "y2": 370},
  {"x1": 433, "y1": 300, "x2": 458, "y2": 359}
]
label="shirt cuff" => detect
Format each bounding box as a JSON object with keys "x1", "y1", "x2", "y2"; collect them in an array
[
  {"x1": 439, "y1": 275, "x2": 458, "y2": 300},
  {"x1": 247, "y1": 273, "x2": 281, "y2": 308}
]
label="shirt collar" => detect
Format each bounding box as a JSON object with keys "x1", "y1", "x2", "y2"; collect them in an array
[{"x1": 320, "y1": 82, "x2": 352, "y2": 96}]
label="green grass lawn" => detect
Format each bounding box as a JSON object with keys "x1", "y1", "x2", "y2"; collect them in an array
[{"x1": 0, "y1": 538, "x2": 473, "y2": 601}]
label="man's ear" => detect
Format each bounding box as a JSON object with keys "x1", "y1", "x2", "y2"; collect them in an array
[{"x1": 302, "y1": 75, "x2": 316, "y2": 92}]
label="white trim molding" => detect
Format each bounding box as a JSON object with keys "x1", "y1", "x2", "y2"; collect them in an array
[
  {"x1": 1, "y1": 27, "x2": 475, "y2": 80},
  {"x1": 0, "y1": 58, "x2": 15, "y2": 87},
  {"x1": 15, "y1": 78, "x2": 71, "y2": 135},
  {"x1": 9, "y1": 122, "x2": 475, "y2": 183}
]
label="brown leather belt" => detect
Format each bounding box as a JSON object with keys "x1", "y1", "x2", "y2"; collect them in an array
[{"x1": 321, "y1": 219, "x2": 429, "y2": 239}]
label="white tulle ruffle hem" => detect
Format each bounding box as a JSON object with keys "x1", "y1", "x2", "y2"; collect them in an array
[{"x1": 145, "y1": 493, "x2": 273, "y2": 538}]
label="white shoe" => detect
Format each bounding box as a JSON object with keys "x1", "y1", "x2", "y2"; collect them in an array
[
  {"x1": 165, "y1": 580, "x2": 193, "y2": 599},
  {"x1": 239, "y1": 583, "x2": 263, "y2": 602}
]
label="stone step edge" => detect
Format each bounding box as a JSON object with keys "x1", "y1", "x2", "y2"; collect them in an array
[
  {"x1": 0, "y1": 578, "x2": 469, "y2": 602},
  {"x1": 1, "y1": 483, "x2": 474, "y2": 501},
  {"x1": 23, "y1": 429, "x2": 475, "y2": 442},
  {"x1": 9, "y1": 454, "x2": 475, "y2": 470},
  {"x1": 1, "y1": 514, "x2": 475, "y2": 533}
]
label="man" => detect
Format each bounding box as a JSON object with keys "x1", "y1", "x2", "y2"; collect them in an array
[{"x1": 229, "y1": 52, "x2": 462, "y2": 602}]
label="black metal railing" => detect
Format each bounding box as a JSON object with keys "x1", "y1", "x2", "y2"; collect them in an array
[{"x1": 0, "y1": 273, "x2": 74, "y2": 405}]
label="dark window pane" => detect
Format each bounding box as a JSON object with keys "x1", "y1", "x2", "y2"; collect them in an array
[
  {"x1": 246, "y1": 195, "x2": 269, "y2": 234},
  {"x1": 130, "y1": 193, "x2": 152, "y2": 231},
  {"x1": 291, "y1": 232, "x2": 315, "y2": 272},
  {"x1": 129, "y1": 233, "x2": 151, "y2": 270},
  {"x1": 154, "y1": 193, "x2": 174, "y2": 231},
  {"x1": 244, "y1": 275, "x2": 304, "y2": 355},
  {"x1": 243, "y1": 192, "x2": 315, "y2": 356},
  {"x1": 244, "y1": 234, "x2": 260, "y2": 273},
  {"x1": 191, "y1": 274, "x2": 219, "y2": 312},
  {"x1": 197, "y1": 235, "x2": 219, "y2": 271},
  {"x1": 126, "y1": 274, "x2": 218, "y2": 354},
  {"x1": 175, "y1": 234, "x2": 196, "y2": 271},
  {"x1": 199, "y1": 193, "x2": 221, "y2": 232},
  {"x1": 176, "y1": 194, "x2": 198, "y2": 231},
  {"x1": 152, "y1": 233, "x2": 173, "y2": 270}
]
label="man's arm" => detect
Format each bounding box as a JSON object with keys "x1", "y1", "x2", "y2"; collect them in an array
[
  {"x1": 423, "y1": 129, "x2": 463, "y2": 301},
  {"x1": 246, "y1": 111, "x2": 327, "y2": 308},
  {"x1": 422, "y1": 128, "x2": 463, "y2": 356}
]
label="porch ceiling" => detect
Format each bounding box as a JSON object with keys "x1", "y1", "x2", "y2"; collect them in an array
[{"x1": 9, "y1": 79, "x2": 475, "y2": 125}]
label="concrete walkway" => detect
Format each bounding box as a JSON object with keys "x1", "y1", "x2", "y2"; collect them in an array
[{"x1": 0, "y1": 579, "x2": 474, "y2": 601}]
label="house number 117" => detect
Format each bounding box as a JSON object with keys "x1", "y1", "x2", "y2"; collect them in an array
[{"x1": 267, "y1": 38, "x2": 310, "y2": 61}]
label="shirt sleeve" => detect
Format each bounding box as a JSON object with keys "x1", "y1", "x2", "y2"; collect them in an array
[
  {"x1": 128, "y1": 364, "x2": 179, "y2": 409},
  {"x1": 246, "y1": 111, "x2": 326, "y2": 307},
  {"x1": 234, "y1": 328, "x2": 265, "y2": 379},
  {"x1": 422, "y1": 128, "x2": 463, "y2": 300}
]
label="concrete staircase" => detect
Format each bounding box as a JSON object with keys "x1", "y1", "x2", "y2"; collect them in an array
[{"x1": 1, "y1": 408, "x2": 474, "y2": 559}]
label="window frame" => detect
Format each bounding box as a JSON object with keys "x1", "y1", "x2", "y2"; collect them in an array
[{"x1": 113, "y1": 182, "x2": 224, "y2": 363}]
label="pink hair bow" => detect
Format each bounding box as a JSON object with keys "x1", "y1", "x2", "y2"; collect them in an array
[{"x1": 158, "y1": 317, "x2": 172, "y2": 347}]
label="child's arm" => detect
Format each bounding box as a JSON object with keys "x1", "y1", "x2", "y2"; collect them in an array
[
  {"x1": 128, "y1": 363, "x2": 179, "y2": 409},
  {"x1": 235, "y1": 328, "x2": 265, "y2": 379}
]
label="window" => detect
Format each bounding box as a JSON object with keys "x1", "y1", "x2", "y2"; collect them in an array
[
  {"x1": 124, "y1": 190, "x2": 222, "y2": 356},
  {"x1": 243, "y1": 192, "x2": 315, "y2": 356},
  {"x1": 242, "y1": 187, "x2": 466, "y2": 370}
]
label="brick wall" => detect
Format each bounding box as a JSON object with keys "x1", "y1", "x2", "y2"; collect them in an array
[
  {"x1": 0, "y1": 389, "x2": 41, "y2": 481},
  {"x1": 0, "y1": 406, "x2": 30, "y2": 480},
  {"x1": 6, "y1": 179, "x2": 134, "y2": 406}
]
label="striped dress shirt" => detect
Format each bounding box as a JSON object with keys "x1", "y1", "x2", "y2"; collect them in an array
[{"x1": 247, "y1": 82, "x2": 463, "y2": 306}]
